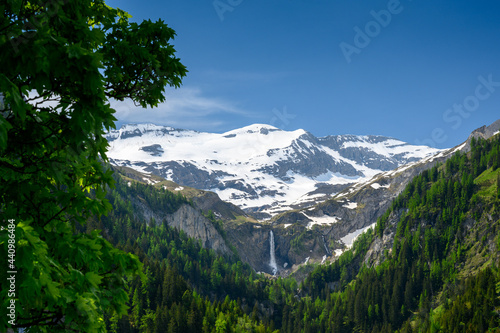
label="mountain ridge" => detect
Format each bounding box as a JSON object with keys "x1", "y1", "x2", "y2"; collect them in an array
[{"x1": 106, "y1": 123, "x2": 441, "y2": 218}]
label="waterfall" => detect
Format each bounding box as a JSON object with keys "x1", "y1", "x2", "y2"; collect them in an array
[
  {"x1": 322, "y1": 235, "x2": 331, "y2": 256},
  {"x1": 269, "y1": 231, "x2": 278, "y2": 275}
]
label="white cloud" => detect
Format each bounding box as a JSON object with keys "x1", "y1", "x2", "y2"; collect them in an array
[{"x1": 110, "y1": 86, "x2": 254, "y2": 130}]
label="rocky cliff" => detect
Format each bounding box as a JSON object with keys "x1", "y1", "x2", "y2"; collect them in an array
[
  {"x1": 113, "y1": 166, "x2": 233, "y2": 256},
  {"x1": 165, "y1": 204, "x2": 231, "y2": 255}
]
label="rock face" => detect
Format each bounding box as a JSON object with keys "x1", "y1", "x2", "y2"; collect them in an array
[
  {"x1": 139, "y1": 144, "x2": 164, "y2": 157},
  {"x1": 165, "y1": 204, "x2": 230, "y2": 254},
  {"x1": 318, "y1": 135, "x2": 428, "y2": 170},
  {"x1": 225, "y1": 223, "x2": 273, "y2": 273},
  {"x1": 225, "y1": 222, "x2": 321, "y2": 275},
  {"x1": 362, "y1": 209, "x2": 404, "y2": 267},
  {"x1": 115, "y1": 170, "x2": 233, "y2": 256},
  {"x1": 190, "y1": 190, "x2": 249, "y2": 222},
  {"x1": 463, "y1": 119, "x2": 500, "y2": 152}
]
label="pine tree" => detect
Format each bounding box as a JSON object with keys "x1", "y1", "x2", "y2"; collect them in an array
[{"x1": 497, "y1": 173, "x2": 500, "y2": 199}]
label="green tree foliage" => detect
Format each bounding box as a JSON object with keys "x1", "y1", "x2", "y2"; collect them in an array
[
  {"x1": 497, "y1": 172, "x2": 500, "y2": 199},
  {"x1": 277, "y1": 137, "x2": 500, "y2": 333},
  {"x1": 437, "y1": 267, "x2": 500, "y2": 332},
  {"x1": 0, "y1": 0, "x2": 186, "y2": 331},
  {"x1": 95, "y1": 173, "x2": 279, "y2": 332}
]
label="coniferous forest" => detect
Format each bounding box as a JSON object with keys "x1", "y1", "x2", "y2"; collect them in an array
[{"x1": 90, "y1": 135, "x2": 500, "y2": 333}]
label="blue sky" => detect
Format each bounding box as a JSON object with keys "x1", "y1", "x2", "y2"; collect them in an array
[{"x1": 106, "y1": 0, "x2": 500, "y2": 148}]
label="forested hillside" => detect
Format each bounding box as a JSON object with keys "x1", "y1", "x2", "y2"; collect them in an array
[
  {"x1": 93, "y1": 174, "x2": 285, "y2": 332},
  {"x1": 96, "y1": 135, "x2": 500, "y2": 332},
  {"x1": 296, "y1": 135, "x2": 500, "y2": 332}
]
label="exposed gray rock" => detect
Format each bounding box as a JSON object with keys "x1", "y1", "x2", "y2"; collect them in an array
[
  {"x1": 363, "y1": 209, "x2": 403, "y2": 266},
  {"x1": 190, "y1": 190, "x2": 249, "y2": 222},
  {"x1": 259, "y1": 147, "x2": 362, "y2": 179},
  {"x1": 226, "y1": 223, "x2": 273, "y2": 273},
  {"x1": 463, "y1": 118, "x2": 500, "y2": 152},
  {"x1": 319, "y1": 134, "x2": 428, "y2": 171},
  {"x1": 119, "y1": 180, "x2": 232, "y2": 255},
  {"x1": 140, "y1": 144, "x2": 164, "y2": 157},
  {"x1": 111, "y1": 159, "x2": 234, "y2": 190},
  {"x1": 165, "y1": 204, "x2": 231, "y2": 254}
]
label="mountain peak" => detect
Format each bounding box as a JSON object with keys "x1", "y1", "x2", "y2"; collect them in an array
[
  {"x1": 120, "y1": 123, "x2": 175, "y2": 132},
  {"x1": 106, "y1": 122, "x2": 441, "y2": 218},
  {"x1": 223, "y1": 123, "x2": 280, "y2": 135},
  {"x1": 107, "y1": 123, "x2": 194, "y2": 142}
]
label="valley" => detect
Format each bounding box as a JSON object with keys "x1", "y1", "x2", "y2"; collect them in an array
[
  {"x1": 97, "y1": 121, "x2": 500, "y2": 332},
  {"x1": 4, "y1": 2, "x2": 500, "y2": 332},
  {"x1": 106, "y1": 120, "x2": 500, "y2": 278}
]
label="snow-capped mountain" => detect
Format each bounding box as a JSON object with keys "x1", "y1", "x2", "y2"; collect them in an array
[{"x1": 105, "y1": 123, "x2": 441, "y2": 218}]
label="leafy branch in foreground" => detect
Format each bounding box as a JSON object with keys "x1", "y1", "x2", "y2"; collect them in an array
[{"x1": 0, "y1": 0, "x2": 186, "y2": 331}]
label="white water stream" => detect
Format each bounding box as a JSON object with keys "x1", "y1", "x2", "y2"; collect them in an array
[{"x1": 269, "y1": 231, "x2": 278, "y2": 275}]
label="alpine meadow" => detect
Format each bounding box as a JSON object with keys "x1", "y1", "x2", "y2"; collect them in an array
[{"x1": 1, "y1": 1, "x2": 500, "y2": 333}]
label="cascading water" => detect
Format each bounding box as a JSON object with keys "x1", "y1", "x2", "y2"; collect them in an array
[
  {"x1": 322, "y1": 235, "x2": 331, "y2": 256},
  {"x1": 269, "y1": 231, "x2": 278, "y2": 275}
]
